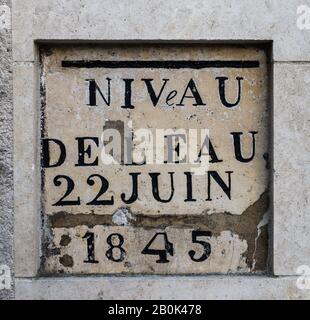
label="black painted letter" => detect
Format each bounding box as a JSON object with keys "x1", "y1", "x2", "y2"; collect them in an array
[
  {"x1": 121, "y1": 172, "x2": 141, "y2": 204},
  {"x1": 206, "y1": 171, "x2": 233, "y2": 201},
  {"x1": 177, "y1": 79, "x2": 206, "y2": 106},
  {"x1": 75, "y1": 137, "x2": 99, "y2": 166},
  {"x1": 231, "y1": 131, "x2": 258, "y2": 162},
  {"x1": 149, "y1": 172, "x2": 175, "y2": 203},
  {"x1": 86, "y1": 78, "x2": 111, "y2": 106},
  {"x1": 42, "y1": 138, "x2": 66, "y2": 168},
  {"x1": 216, "y1": 76, "x2": 243, "y2": 108},
  {"x1": 121, "y1": 78, "x2": 134, "y2": 109}
]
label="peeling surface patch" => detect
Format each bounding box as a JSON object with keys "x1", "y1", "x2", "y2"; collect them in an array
[
  {"x1": 112, "y1": 208, "x2": 136, "y2": 226},
  {"x1": 40, "y1": 44, "x2": 270, "y2": 275}
]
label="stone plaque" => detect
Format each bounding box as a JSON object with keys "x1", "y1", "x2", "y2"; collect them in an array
[{"x1": 40, "y1": 45, "x2": 270, "y2": 275}]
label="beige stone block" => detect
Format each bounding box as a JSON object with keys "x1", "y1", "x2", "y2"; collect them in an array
[
  {"x1": 15, "y1": 276, "x2": 310, "y2": 300},
  {"x1": 13, "y1": 62, "x2": 40, "y2": 276},
  {"x1": 12, "y1": 0, "x2": 310, "y2": 62},
  {"x1": 273, "y1": 63, "x2": 310, "y2": 275}
]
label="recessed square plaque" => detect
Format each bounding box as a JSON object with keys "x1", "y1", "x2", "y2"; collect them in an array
[{"x1": 40, "y1": 44, "x2": 270, "y2": 275}]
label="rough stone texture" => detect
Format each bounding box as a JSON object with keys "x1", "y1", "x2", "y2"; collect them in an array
[
  {"x1": 0, "y1": 0, "x2": 13, "y2": 300},
  {"x1": 274, "y1": 63, "x2": 310, "y2": 275},
  {"x1": 15, "y1": 276, "x2": 310, "y2": 300},
  {"x1": 13, "y1": 0, "x2": 310, "y2": 62},
  {"x1": 11, "y1": 0, "x2": 310, "y2": 298}
]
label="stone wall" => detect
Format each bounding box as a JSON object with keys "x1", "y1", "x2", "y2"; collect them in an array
[
  {"x1": 0, "y1": 0, "x2": 309, "y2": 300},
  {"x1": 0, "y1": 0, "x2": 13, "y2": 300}
]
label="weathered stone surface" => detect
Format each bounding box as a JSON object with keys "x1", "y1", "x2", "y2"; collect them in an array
[
  {"x1": 41, "y1": 45, "x2": 270, "y2": 274},
  {"x1": 274, "y1": 63, "x2": 310, "y2": 275},
  {"x1": 15, "y1": 276, "x2": 310, "y2": 300},
  {"x1": 11, "y1": 0, "x2": 310, "y2": 300},
  {"x1": 0, "y1": 0, "x2": 13, "y2": 300},
  {"x1": 13, "y1": 0, "x2": 310, "y2": 62}
]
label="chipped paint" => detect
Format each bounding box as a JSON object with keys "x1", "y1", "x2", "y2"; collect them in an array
[
  {"x1": 40, "y1": 44, "x2": 270, "y2": 274},
  {"x1": 112, "y1": 208, "x2": 136, "y2": 226}
]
